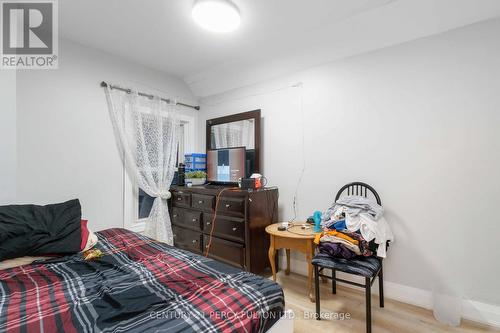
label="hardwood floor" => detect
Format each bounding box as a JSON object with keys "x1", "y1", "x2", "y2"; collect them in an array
[{"x1": 274, "y1": 272, "x2": 499, "y2": 333}]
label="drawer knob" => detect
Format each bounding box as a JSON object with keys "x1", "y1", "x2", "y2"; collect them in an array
[
  {"x1": 205, "y1": 245, "x2": 209, "y2": 248},
  {"x1": 206, "y1": 222, "x2": 211, "y2": 226},
  {"x1": 173, "y1": 214, "x2": 178, "y2": 218},
  {"x1": 192, "y1": 239, "x2": 197, "y2": 244},
  {"x1": 198, "y1": 200, "x2": 203, "y2": 204},
  {"x1": 177, "y1": 197, "x2": 182, "y2": 201},
  {"x1": 192, "y1": 218, "x2": 197, "y2": 222},
  {"x1": 225, "y1": 204, "x2": 231, "y2": 208},
  {"x1": 232, "y1": 227, "x2": 237, "y2": 231}
]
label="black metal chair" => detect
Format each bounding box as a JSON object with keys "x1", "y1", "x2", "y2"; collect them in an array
[{"x1": 313, "y1": 182, "x2": 384, "y2": 333}]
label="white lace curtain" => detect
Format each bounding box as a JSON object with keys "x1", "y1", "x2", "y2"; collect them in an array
[{"x1": 104, "y1": 85, "x2": 179, "y2": 245}]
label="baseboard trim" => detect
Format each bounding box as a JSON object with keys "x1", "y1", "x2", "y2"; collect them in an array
[
  {"x1": 462, "y1": 299, "x2": 500, "y2": 328},
  {"x1": 278, "y1": 254, "x2": 500, "y2": 328}
]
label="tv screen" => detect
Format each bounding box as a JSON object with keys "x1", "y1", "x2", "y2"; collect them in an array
[{"x1": 207, "y1": 147, "x2": 246, "y2": 183}]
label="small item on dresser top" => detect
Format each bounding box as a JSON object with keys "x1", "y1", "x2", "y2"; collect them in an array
[
  {"x1": 185, "y1": 171, "x2": 207, "y2": 186},
  {"x1": 251, "y1": 173, "x2": 268, "y2": 188},
  {"x1": 250, "y1": 173, "x2": 263, "y2": 188},
  {"x1": 241, "y1": 177, "x2": 256, "y2": 190},
  {"x1": 184, "y1": 153, "x2": 207, "y2": 172},
  {"x1": 178, "y1": 163, "x2": 186, "y2": 186},
  {"x1": 306, "y1": 217, "x2": 315, "y2": 225}
]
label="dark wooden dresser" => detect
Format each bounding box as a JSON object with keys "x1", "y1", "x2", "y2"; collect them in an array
[{"x1": 169, "y1": 185, "x2": 278, "y2": 274}]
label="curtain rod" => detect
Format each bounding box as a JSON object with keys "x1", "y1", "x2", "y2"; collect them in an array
[{"x1": 100, "y1": 81, "x2": 200, "y2": 111}]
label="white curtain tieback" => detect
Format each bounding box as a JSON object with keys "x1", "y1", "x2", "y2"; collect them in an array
[{"x1": 157, "y1": 191, "x2": 172, "y2": 200}]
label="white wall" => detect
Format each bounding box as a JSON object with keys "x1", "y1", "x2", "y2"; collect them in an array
[
  {"x1": 198, "y1": 18, "x2": 500, "y2": 312},
  {"x1": 0, "y1": 70, "x2": 17, "y2": 204},
  {"x1": 16, "y1": 39, "x2": 198, "y2": 232}
]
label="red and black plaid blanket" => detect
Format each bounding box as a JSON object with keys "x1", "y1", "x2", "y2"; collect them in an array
[{"x1": 0, "y1": 228, "x2": 284, "y2": 332}]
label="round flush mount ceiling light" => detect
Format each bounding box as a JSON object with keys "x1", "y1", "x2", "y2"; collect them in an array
[{"x1": 192, "y1": 0, "x2": 241, "y2": 33}]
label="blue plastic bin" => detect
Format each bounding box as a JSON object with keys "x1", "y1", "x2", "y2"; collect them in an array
[{"x1": 185, "y1": 153, "x2": 206, "y2": 171}]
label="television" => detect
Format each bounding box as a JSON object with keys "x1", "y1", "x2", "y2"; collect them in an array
[{"x1": 207, "y1": 147, "x2": 246, "y2": 184}]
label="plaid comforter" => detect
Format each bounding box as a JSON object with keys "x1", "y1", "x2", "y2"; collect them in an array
[{"x1": 0, "y1": 228, "x2": 284, "y2": 333}]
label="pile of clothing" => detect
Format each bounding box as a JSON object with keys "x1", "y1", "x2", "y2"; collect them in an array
[{"x1": 314, "y1": 196, "x2": 394, "y2": 259}]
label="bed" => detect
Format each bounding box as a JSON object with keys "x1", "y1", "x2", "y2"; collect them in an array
[{"x1": 0, "y1": 228, "x2": 286, "y2": 333}]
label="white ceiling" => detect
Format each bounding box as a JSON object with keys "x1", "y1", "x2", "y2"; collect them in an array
[{"x1": 60, "y1": 0, "x2": 500, "y2": 97}]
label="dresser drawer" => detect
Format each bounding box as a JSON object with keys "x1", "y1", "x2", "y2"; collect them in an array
[
  {"x1": 203, "y1": 214, "x2": 245, "y2": 243},
  {"x1": 172, "y1": 226, "x2": 202, "y2": 254},
  {"x1": 172, "y1": 191, "x2": 191, "y2": 208},
  {"x1": 171, "y1": 207, "x2": 184, "y2": 226},
  {"x1": 217, "y1": 197, "x2": 245, "y2": 216},
  {"x1": 171, "y1": 208, "x2": 202, "y2": 231},
  {"x1": 183, "y1": 210, "x2": 203, "y2": 231},
  {"x1": 203, "y1": 235, "x2": 245, "y2": 269},
  {"x1": 191, "y1": 194, "x2": 215, "y2": 211}
]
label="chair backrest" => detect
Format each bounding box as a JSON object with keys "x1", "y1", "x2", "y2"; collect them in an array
[{"x1": 335, "y1": 182, "x2": 381, "y2": 205}]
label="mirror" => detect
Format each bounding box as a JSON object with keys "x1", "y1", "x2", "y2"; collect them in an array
[
  {"x1": 206, "y1": 110, "x2": 261, "y2": 177},
  {"x1": 210, "y1": 119, "x2": 255, "y2": 150}
]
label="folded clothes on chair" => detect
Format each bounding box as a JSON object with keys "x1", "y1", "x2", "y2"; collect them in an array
[
  {"x1": 327, "y1": 219, "x2": 346, "y2": 231},
  {"x1": 314, "y1": 229, "x2": 373, "y2": 257},
  {"x1": 318, "y1": 242, "x2": 357, "y2": 259},
  {"x1": 323, "y1": 196, "x2": 384, "y2": 221},
  {"x1": 319, "y1": 235, "x2": 361, "y2": 255},
  {"x1": 314, "y1": 229, "x2": 358, "y2": 245},
  {"x1": 337, "y1": 230, "x2": 374, "y2": 257},
  {"x1": 347, "y1": 214, "x2": 393, "y2": 258},
  {"x1": 321, "y1": 195, "x2": 393, "y2": 258}
]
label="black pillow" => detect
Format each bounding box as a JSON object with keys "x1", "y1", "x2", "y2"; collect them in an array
[{"x1": 0, "y1": 199, "x2": 82, "y2": 261}]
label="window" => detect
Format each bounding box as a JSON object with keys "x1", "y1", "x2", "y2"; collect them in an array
[
  {"x1": 177, "y1": 123, "x2": 186, "y2": 166},
  {"x1": 125, "y1": 114, "x2": 195, "y2": 232},
  {"x1": 137, "y1": 121, "x2": 188, "y2": 220},
  {"x1": 138, "y1": 188, "x2": 155, "y2": 219}
]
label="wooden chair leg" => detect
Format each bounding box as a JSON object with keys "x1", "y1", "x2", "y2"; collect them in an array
[
  {"x1": 379, "y1": 266, "x2": 384, "y2": 308},
  {"x1": 332, "y1": 269, "x2": 336, "y2": 294},
  {"x1": 314, "y1": 265, "x2": 320, "y2": 320},
  {"x1": 366, "y1": 277, "x2": 372, "y2": 333}
]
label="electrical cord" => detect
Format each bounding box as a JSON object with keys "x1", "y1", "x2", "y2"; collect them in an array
[
  {"x1": 289, "y1": 82, "x2": 305, "y2": 223},
  {"x1": 283, "y1": 222, "x2": 315, "y2": 236},
  {"x1": 204, "y1": 187, "x2": 239, "y2": 257},
  {"x1": 205, "y1": 185, "x2": 279, "y2": 257},
  {"x1": 197, "y1": 81, "x2": 305, "y2": 225},
  {"x1": 263, "y1": 185, "x2": 279, "y2": 224}
]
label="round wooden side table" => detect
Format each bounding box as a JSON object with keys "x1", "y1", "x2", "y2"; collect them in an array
[{"x1": 265, "y1": 222, "x2": 318, "y2": 302}]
